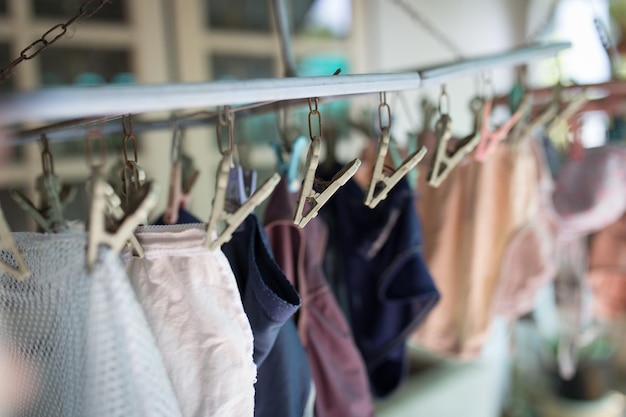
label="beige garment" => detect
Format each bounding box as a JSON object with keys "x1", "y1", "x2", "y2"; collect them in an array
[
  {"x1": 493, "y1": 140, "x2": 560, "y2": 319},
  {"x1": 411, "y1": 139, "x2": 539, "y2": 358},
  {"x1": 122, "y1": 226, "x2": 256, "y2": 417}
]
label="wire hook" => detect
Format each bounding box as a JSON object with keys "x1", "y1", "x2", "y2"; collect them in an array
[
  {"x1": 122, "y1": 114, "x2": 138, "y2": 163},
  {"x1": 216, "y1": 106, "x2": 234, "y2": 155},
  {"x1": 307, "y1": 97, "x2": 322, "y2": 140},
  {"x1": 40, "y1": 134, "x2": 54, "y2": 175},
  {"x1": 438, "y1": 85, "x2": 450, "y2": 116},
  {"x1": 85, "y1": 123, "x2": 107, "y2": 170},
  {"x1": 378, "y1": 92, "x2": 391, "y2": 131}
]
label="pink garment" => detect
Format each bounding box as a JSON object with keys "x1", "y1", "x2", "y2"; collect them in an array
[
  {"x1": 411, "y1": 138, "x2": 539, "y2": 358},
  {"x1": 494, "y1": 139, "x2": 559, "y2": 319},
  {"x1": 264, "y1": 178, "x2": 376, "y2": 417},
  {"x1": 122, "y1": 226, "x2": 256, "y2": 417},
  {"x1": 588, "y1": 211, "x2": 626, "y2": 319},
  {"x1": 553, "y1": 145, "x2": 626, "y2": 242}
]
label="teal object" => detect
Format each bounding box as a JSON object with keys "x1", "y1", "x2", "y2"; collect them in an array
[
  {"x1": 73, "y1": 72, "x2": 105, "y2": 86},
  {"x1": 287, "y1": 136, "x2": 309, "y2": 192}
]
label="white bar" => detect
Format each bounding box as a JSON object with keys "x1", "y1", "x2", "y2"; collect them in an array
[
  {"x1": 418, "y1": 42, "x2": 571, "y2": 85},
  {"x1": 0, "y1": 73, "x2": 423, "y2": 125},
  {"x1": 0, "y1": 42, "x2": 571, "y2": 125}
]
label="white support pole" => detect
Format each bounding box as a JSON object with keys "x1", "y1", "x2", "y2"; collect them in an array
[{"x1": 0, "y1": 42, "x2": 570, "y2": 126}]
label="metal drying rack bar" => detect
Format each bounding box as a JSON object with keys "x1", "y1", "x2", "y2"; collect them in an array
[{"x1": 0, "y1": 41, "x2": 571, "y2": 146}]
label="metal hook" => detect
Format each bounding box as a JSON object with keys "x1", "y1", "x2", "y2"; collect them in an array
[
  {"x1": 378, "y1": 92, "x2": 391, "y2": 131},
  {"x1": 216, "y1": 106, "x2": 234, "y2": 155},
  {"x1": 122, "y1": 113, "x2": 133, "y2": 137},
  {"x1": 171, "y1": 121, "x2": 183, "y2": 163},
  {"x1": 40, "y1": 134, "x2": 54, "y2": 175},
  {"x1": 85, "y1": 124, "x2": 107, "y2": 171},
  {"x1": 307, "y1": 97, "x2": 321, "y2": 140},
  {"x1": 122, "y1": 114, "x2": 138, "y2": 163},
  {"x1": 438, "y1": 85, "x2": 450, "y2": 115}
]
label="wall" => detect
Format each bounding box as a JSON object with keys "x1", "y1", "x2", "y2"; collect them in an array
[{"x1": 361, "y1": 0, "x2": 529, "y2": 141}]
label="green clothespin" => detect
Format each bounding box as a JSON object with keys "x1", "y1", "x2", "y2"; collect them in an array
[{"x1": 11, "y1": 134, "x2": 75, "y2": 232}]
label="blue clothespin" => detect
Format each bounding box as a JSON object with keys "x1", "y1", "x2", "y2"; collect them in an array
[{"x1": 287, "y1": 136, "x2": 309, "y2": 192}]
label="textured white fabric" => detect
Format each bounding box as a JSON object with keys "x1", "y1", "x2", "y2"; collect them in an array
[
  {"x1": 0, "y1": 232, "x2": 182, "y2": 417},
  {"x1": 122, "y1": 225, "x2": 256, "y2": 417}
]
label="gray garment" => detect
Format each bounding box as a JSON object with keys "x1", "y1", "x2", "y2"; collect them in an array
[{"x1": 0, "y1": 233, "x2": 182, "y2": 417}]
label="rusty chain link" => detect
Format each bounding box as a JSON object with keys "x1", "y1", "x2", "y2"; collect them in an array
[{"x1": 0, "y1": 0, "x2": 111, "y2": 83}]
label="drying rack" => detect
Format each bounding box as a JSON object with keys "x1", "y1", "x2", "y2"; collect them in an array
[{"x1": 0, "y1": 41, "x2": 570, "y2": 146}]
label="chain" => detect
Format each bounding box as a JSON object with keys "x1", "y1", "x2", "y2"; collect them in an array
[
  {"x1": 216, "y1": 106, "x2": 234, "y2": 155},
  {"x1": 307, "y1": 98, "x2": 322, "y2": 140},
  {"x1": 389, "y1": 0, "x2": 465, "y2": 60},
  {"x1": 0, "y1": 0, "x2": 111, "y2": 83},
  {"x1": 122, "y1": 114, "x2": 138, "y2": 163}
]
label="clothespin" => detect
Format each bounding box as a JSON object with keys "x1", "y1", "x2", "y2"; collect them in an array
[
  {"x1": 546, "y1": 92, "x2": 588, "y2": 151},
  {"x1": 273, "y1": 135, "x2": 308, "y2": 193},
  {"x1": 427, "y1": 86, "x2": 482, "y2": 188},
  {"x1": 226, "y1": 163, "x2": 257, "y2": 207},
  {"x1": 86, "y1": 171, "x2": 158, "y2": 270},
  {"x1": 474, "y1": 76, "x2": 533, "y2": 161},
  {"x1": 206, "y1": 107, "x2": 280, "y2": 250},
  {"x1": 163, "y1": 123, "x2": 200, "y2": 224},
  {"x1": 511, "y1": 96, "x2": 559, "y2": 143},
  {"x1": 85, "y1": 127, "x2": 147, "y2": 268},
  {"x1": 0, "y1": 203, "x2": 31, "y2": 281},
  {"x1": 293, "y1": 98, "x2": 361, "y2": 228},
  {"x1": 11, "y1": 134, "x2": 75, "y2": 232},
  {"x1": 364, "y1": 92, "x2": 426, "y2": 208}
]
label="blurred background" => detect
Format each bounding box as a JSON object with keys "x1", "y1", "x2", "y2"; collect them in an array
[{"x1": 2, "y1": 1, "x2": 626, "y2": 416}]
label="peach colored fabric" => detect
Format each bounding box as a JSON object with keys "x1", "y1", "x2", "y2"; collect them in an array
[
  {"x1": 411, "y1": 139, "x2": 539, "y2": 358},
  {"x1": 588, "y1": 211, "x2": 626, "y2": 319},
  {"x1": 493, "y1": 140, "x2": 560, "y2": 319}
]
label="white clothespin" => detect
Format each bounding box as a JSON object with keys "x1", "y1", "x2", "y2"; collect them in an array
[
  {"x1": 206, "y1": 107, "x2": 280, "y2": 250},
  {"x1": 0, "y1": 203, "x2": 30, "y2": 281},
  {"x1": 428, "y1": 87, "x2": 482, "y2": 188},
  {"x1": 293, "y1": 98, "x2": 361, "y2": 228},
  {"x1": 364, "y1": 92, "x2": 426, "y2": 209}
]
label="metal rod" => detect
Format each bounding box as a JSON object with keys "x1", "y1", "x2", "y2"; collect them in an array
[
  {"x1": 272, "y1": 0, "x2": 297, "y2": 77},
  {"x1": 417, "y1": 42, "x2": 570, "y2": 85},
  {"x1": 0, "y1": 42, "x2": 571, "y2": 127}
]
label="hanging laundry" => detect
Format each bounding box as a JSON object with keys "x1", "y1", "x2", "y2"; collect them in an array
[
  {"x1": 553, "y1": 145, "x2": 626, "y2": 243},
  {"x1": 493, "y1": 138, "x2": 559, "y2": 320},
  {"x1": 412, "y1": 138, "x2": 539, "y2": 358},
  {"x1": 153, "y1": 208, "x2": 202, "y2": 226},
  {"x1": 222, "y1": 214, "x2": 314, "y2": 417},
  {"x1": 0, "y1": 233, "x2": 182, "y2": 417},
  {"x1": 588, "y1": 210, "x2": 626, "y2": 319},
  {"x1": 320, "y1": 169, "x2": 439, "y2": 397},
  {"x1": 264, "y1": 177, "x2": 376, "y2": 417},
  {"x1": 123, "y1": 226, "x2": 256, "y2": 417}
]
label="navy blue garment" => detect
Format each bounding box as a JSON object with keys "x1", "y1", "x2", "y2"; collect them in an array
[
  {"x1": 153, "y1": 208, "x2": 202, "y2": 225},
  {"x1": 222, "y1": 214, "x2": 313, "y2": 417},
  {"x1": 321, "y1": 173, "x2": 440, "y2": 398}
]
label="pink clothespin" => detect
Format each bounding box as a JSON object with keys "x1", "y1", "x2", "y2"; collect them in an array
[
  {"x1": 474, "y1": 94, "x2": 531, "y2": 162},
  {"x1": 162, "y1": 123, "x2": 199, "y2": 224}
]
